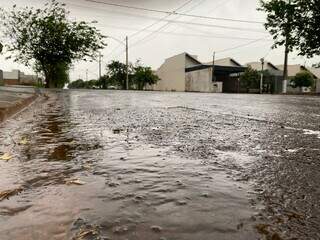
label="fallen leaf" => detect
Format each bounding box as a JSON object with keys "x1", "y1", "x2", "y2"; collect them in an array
[
  {"x1": 66, "y1": 179, "x2": 86, "y2": 185},
  {"x1": 0, "y1": 187, "x2": 23, "y2": 201},
  {"x1": 0, "y1": 153, "x2": 12, "y2": 161},
  {"x1": 19, "y1": 137, "x2": 29, "y2": 145}
]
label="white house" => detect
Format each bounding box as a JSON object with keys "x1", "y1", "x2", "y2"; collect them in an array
[{"x1": 150, "y1": 53, "x2": 246, "y2": 93}]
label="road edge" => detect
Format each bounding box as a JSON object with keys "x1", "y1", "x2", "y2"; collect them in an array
[{"x1": 0, "y1": 88, "x2": 39, "y2": 123}]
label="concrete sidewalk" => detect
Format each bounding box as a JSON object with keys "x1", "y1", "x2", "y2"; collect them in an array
[{"x1": 0, "y1": 86, "x2": 38, "y2": 123}]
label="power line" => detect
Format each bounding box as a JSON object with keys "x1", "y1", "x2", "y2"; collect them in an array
[
  {"x1": 98, "y1": 23, "x2": 269, "y2": 41},
  {"x1": 85, "y1": 0, "x2": 265, "y2": 24},
  {"x1": 129, "y1": 0, "x2": 194, "y2": 38},
  {"x1": 216, "y1": 38, "x2": 266, "y2": 54}
]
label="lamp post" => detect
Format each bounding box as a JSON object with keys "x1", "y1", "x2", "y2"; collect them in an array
[
  {"x1": 106, "y1": 35, "x2": 129, "y2": 90},
  {"x1": 260, "y1": 58, "x2": 264, "y2": 94}
]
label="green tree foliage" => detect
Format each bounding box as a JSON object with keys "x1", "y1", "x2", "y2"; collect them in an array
[
  {"x1": 0, "y1": 0, "x2": 105, "y2": 88},
  {"x1": 259, "y1": 0, "x2": 320, "y2": 57},
  {"x1": 106, "y1": 60, "x2": 133, "y2": 89},
  {"x1": 67, "y1": 79, "x2": 99, "y2": 89},
  {"x1": 132, "y1": 65, "x2": 159, "y2": 90},
  {"x1": 297, "y1": 0, "x2": 320, "y2": 57},
  {"x1": 259, "y1": 0, "x2": 298, "y2": 51},
  {"x1": 240, "y1": 67, "x2": 260, "y2": 91},
  {"x1": 97, "y1": 75, "x2": 109, "y2": 89},
  {"x1": 290, "y1": 71, "x2": 314, "y2": 89},
  {"x1": 68, "y1": 79, "x2": 86, "y2": 89}
]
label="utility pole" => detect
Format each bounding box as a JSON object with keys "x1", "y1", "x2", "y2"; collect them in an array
[
  {"x1": 86, "y1": 69, "x2": 88, "y2": 81},
  {"x1": 260, "y1": 58, "x2": 264, "y2": 94},
  {"x1": 126, "y1": 36, "x2": 129, "y2": 90},
  {"x1": 98, "y1": 52, "x2": 102, "y2": 80},
  {"x1": 212, "y1": 51, "x2": 216, "y2": 82}
]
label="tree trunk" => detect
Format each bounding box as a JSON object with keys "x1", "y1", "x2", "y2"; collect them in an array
[{"x1": 283, "y1": 40, "x2": 289, "y2": 93}]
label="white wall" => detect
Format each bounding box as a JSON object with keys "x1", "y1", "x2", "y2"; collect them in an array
[
  {"x1": 153, "y1": 53, "x2": 187, "y2": 92},
  {"x1": 185, "y1": 68, "x2": 222, "y2": 93},
  {"x1": 3, "y1": 70, "x2": 19, "y2": 80},
  {"x1": 20, "y1": 72, "x2": 37, "y2": 85}
]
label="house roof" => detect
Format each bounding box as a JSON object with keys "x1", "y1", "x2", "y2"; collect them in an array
[
  {"x1": 207, "y1": 57, "x2": 242, "y2": 67},
  {"x1": 276, "y1": 64, "x2": 318, "y2": 78},
  {"x1": 185, "y1": 64, "x2": 246, "y2": 75},
  {"x1": 307, "y1": 67, "x2": 320, "y2": 79},
  {"x1": 185, "y1": 53, "x2": 202, "y2": 65},
  {"x1": 247, "y1": 61, "x2": 280, "y2": 71}
]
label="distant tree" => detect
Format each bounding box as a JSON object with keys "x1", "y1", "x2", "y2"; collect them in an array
[
  {"x1": 290, "y1": 71, "x2": 314, "y2": 90},
  {"x1": 68, "y1": 79, "x2": 85, "y2": 89},
  {"x1": 132, "y1": 64, "x2": 159, "y2": 90},
  {"x1": 240, "y1": 67, "x2": 260, "y2": 92},
  {"x1": 0, "y1": 0, "x2": 106, "y2": 88},
  {"x1": 106, "y1": 60, "x2": 133, "y2": 89},
  {"x1": 97, "y1": 75, "x2": 109, "y2": 89},
  {"x1": 86, "y1": 79, "x2": 99, "y2": 89}
]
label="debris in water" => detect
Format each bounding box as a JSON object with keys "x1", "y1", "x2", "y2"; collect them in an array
[
  {"x1": 66, "y1": 179, "x2": 86, "y2": 185},
  {"x1": 176, "y1": 200, "x2": 187, "y2": 206},
  {"x1": 151, "y1": 225, "x2": 162, "y2": 233},
  {"x1": 73, "y1": 225, "x2": 99, "y2": 240},
  {"x1": 0, "y1": 153, "x2": 13, "y2": 161},
  {"x1": 113, "y1": 129, "x2": 122, "y2": 134},
  {"x1": 113, "y1": 225, "x2": 129, "y2": 234},
  {"x1": 0, "y1": 187, "x2": 23, "y2": 201},
  {"x1": 201, "y1": 193, "x2": 209, "y2": 198}
]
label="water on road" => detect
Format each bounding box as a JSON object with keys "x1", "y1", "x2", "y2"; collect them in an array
[{"x1": 0, "y1": 90, "x2": 319, "y2": 240}]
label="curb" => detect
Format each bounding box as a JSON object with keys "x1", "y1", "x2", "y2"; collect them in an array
[{"x1": 0, "y1": 92, "x2": 38, "y2": 123}]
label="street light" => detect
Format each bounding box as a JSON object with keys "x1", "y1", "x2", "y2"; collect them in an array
[
  {"x1": 260, "y1": 57, "x2": 264, "y2": 94},
  {"x1": 106, "y1": 35, "x2": 129, "y2": 90}
]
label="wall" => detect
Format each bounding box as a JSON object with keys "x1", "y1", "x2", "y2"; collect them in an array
[
  {"x1": 185, "y1": 68, "x2": 221, "y2": 93},
  {"x1": 3, "y1": 70, "x2": 20, "y2": 85},
  {"x1": 153, "y1": 53, "x2": 187, "y2": 92},
  {"x1": 317, "y1": 79, "x2": 320, "y2": 93},
  {"x1": 20, "y1": 72, "x2": 37, "y2": 86}
]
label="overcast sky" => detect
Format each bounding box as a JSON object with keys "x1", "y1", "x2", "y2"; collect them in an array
[{"x1": 1, "y1": 0, "x2": 320, "y2": 80}]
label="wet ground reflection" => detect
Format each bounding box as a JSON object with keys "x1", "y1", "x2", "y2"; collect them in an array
[{"x1": 0, "y1": 90, "x2": 319, "y2": 240}]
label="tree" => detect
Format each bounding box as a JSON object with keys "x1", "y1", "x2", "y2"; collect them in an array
[
  {"x1": 97, "y1": 75, "x2": 109, "y2": 89},
  {"x1": 0, "y1": 42, "x2": 2, "y2": 53},
  {"x1": 290, "y1": 71, "x2": 314, "y2": 90},
  {"x1": 0, "y1": 0, "x2": 105, "y2": 88},
  {"x1": 296, "y1": 0, "x2": 320, "y2": 57},
  {"x1": 259, "y1": 0, "x2": 299, "y2": 92},
  {"x1": 68, "y1": 79, "x2": 86, "y2": 89},
  {"x1": 132, "y1": 65, "x2": 159, "y2": 90},
  {"x1": 240, "y1": 67, "x2": 260, "y2": 92},
  {"x1": 106, "y1": 60, "x2": 133, "y2": 89}
]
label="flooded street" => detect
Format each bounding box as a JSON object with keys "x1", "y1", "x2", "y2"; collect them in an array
[{"x1": 0, "y1": 90, "x2": 320, "y2": 240}]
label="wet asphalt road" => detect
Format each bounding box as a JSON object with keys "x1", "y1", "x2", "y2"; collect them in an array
[{"x1": 0, "y1": 90, "x2": 320, "y2": 240}]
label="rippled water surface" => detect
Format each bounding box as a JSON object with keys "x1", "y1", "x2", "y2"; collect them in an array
[{"x1": 0, "y1": 90, "x2": 320, "y2": 240}]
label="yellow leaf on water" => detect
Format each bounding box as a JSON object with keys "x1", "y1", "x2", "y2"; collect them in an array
[
  {"x1": 0, "y1": 153, "x2": 12, "y2": 161},
  {"x1": 19, "y1": 137, "x2": 29, "y2": 145}
]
